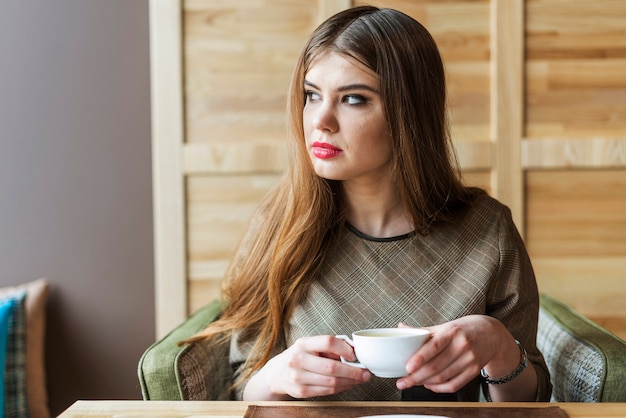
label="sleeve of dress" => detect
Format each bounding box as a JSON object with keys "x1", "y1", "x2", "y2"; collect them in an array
[
  {"x1": 228, "y1": 328, "x2": 288, "y2": 400},
  {"x1": 486, "y1": 206, "x2": 552, "y2": 401},
  {"x1": 229, "y1": 330, "x2": 255, "y2": 401}
]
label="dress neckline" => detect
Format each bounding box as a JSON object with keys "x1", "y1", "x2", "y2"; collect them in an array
[{"x1": 345, "y1": 222, "x2": 415, "y2": 242}]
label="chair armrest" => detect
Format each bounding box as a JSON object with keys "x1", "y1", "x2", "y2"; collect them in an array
[
  {"x1": 538, "y1": 293, "x2": 626, "y2": 402},
  {"x1": 138, "y1": 299, "x2": 223, "y2": 400}
]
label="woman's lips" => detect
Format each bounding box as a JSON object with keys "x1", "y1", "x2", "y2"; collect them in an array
[{"x1": 312, "y1": 141, "x2": 342, "y2": 159}]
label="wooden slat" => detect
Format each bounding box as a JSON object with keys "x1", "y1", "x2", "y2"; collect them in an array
[
  {"x1": 183, "y1": 141, "x2": 491, "y2": 174},
  {"x1": 525, "y1": 60, "x2": 626, "y2": 138},
  {"x1": 189, "y1": 280, "x2": 224, "y2": 315},
  {"x1": 461, "y1": 170, "x2": 492, "y2": 194},
  {"x1": 318, "y1": 0, "x2": 352, "y2": 23},
  {"x1": 525, "y1": 1, "x2": 626, "y2": 138},
  {"x1": 454, "y1": 141, "x2": 491, "y2": 170},
  {"x1": 186, "y1": 175, "x2": 280, "y2": 310},
  {"x1": 490, "y1": 0, "x2": 525, "y2": 231},
  {"x1": 186, "y1": 175, "x2": 279, "y2": 255},
  {"x1": 522, "y1": 137, "x2": 626, "y2": 169},
  {"x1": 535, "y1": 256, "x2": 626, "y2": 339},
  {"x1": 183, "y1": 2, "x2": 313, "y2": 145},
  {"x1": 526, "y1": 0, "x2": 626, "y2": 60},
  {"x1": 183, "y1": 142, "x2": 288, "y2": 174},
  {"x1": 149, "y1": 0, "x2": 187, "y2": 339},
  {"x1": 525, "y1": 169, "x2": 626, "y2": 257}
]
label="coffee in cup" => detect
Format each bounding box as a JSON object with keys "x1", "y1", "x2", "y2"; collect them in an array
[{"x1": 336, "y1": 327, "x2": 430, "y2": 378}]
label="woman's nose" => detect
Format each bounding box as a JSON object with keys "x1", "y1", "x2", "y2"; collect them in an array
[{"x1": 312, "y1": 103, "x2": 339, "y2": 132}]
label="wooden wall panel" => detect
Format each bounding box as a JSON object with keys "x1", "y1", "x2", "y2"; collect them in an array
[
  {"x1": 526, "y1": 170, "x2": 626, "y2": 257},
  {"x1": 526, "y1": 169, "x2": 626, "y2": 338},
  {"x1": 532, "y1": 255, "x2": 626, "y2": 340},
  {"x1": 150, "y1": 0, "x2": 187, "y2": 336},
  {"x1": 524, "y1": 0, "x2": 626, "y2": 340},
  {"x1": 187, "y1": 175, "x2": 279, "y2": 313},
  {"x1": 183, "y1": 1, "x2": 315, "y2": 145},
  {"x1": 525, "y1": 0, "x2": 626, "y2": 138},
  {"x1": 461, "y1": 170, "x2": 492, "y2": 194},
  {"x1": 150, "y1": 0, "x2": 626, "y2": 340},
  {"x1": 182, "y1": 0, "x2": 322, "y2": 317},
  {"x1": 491, "y1": 0, "x2": 524, "y2": 228}
]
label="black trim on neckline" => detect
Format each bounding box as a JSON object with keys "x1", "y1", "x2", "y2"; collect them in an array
[{"x1": 346, "y1": 223, "x2": 414, "y2": 242}]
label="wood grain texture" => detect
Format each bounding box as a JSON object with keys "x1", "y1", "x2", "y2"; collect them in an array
[
  {"x1": 150, "y1": 0, "x2": 187, "y2": 338},
  {"x1": 183, "y1": 1, "x2": 315, "y2": 144},
  {"x1": 522, "y1": 137, "x2": 626, "y2": 168},
  {"x1": 186, "y1": 175, "x2": 279, "y2": 312},
  {"x1": 491, "y1": 0, "x2": 524, "y2": 230},
  {"x1": 527, "y1": 169, "x2": 626, "y2": 338},
  {"x1": 318, "y1": 0, "x2": 352, "y2": 24},
  {"x1": 526, "y1": 1, "x2": 626, "y2": 138},
  {"x1": 58, "y1": 400, "x2": 626, "y2": 418},
  {"x1": 181, "y1": 141, "x2": 490, "y2": 174},
  {"x1": 534, "y1": 256, "x2": 626, "y2": 341},
  {"x1": 183, "y1": 142, "x2": 288, "y2": 174},
  {"x1": 526, "y1": 0, "x2": 626, "y2": 60},
  {"x1": 522, "y1": 0, "x2": 626, "y2": 338},
  {"x1": 526, "y1": 170, "x2": 626, "y2": 256}
]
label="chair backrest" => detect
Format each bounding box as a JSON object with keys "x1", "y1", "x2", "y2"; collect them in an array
[
  {"x1": 537, "y1": 294, "x2": 626, "y2": 402},
  {"x1": 138, "y1": 299, "x2": 231, "y2": 400}
]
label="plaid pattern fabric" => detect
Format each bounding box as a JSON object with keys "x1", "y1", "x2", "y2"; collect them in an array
[
  {"x1": 231, "y1": 194, "x2": 551, "y2": 401},
  {"x1": 537, "y1": 310, "x2": 603, "y2": 402},
  {"x1": 4, "y1": 291, "x2": 29, "y2": 417}
]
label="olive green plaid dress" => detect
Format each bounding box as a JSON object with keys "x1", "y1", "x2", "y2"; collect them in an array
[{"x1": 231, "y1": 193, "x2": 552, "y2": 401}]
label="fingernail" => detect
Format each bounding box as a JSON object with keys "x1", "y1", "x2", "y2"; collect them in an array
[
  {"x1": 362, "y1": 371, "x2": 371, "y2": 380},
  {"x1": 397, "y1": 381, "x2": 406, "y2": 390}
]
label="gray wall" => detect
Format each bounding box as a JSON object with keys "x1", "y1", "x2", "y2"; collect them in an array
[{"x1": 0, "y1": 0, "x2": 154, "y2": 415}]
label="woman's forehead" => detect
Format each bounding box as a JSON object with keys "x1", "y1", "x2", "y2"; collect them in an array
[{"x1": 305, "y1": 51, "x2": 379, "y2": 84}]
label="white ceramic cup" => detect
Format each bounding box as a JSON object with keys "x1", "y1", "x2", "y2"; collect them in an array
[{"x1": 336, "y1": 328, "x2": 430, "y2": 378}]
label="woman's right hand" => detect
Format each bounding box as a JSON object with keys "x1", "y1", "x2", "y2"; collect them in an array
[{"x1": 242, "y1": 335, "x2": 372, "y2": 400}]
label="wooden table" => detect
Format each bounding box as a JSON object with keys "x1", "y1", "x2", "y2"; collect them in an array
[{"x1": 58, "y1": 400, "x2": 626, "y2": 417}]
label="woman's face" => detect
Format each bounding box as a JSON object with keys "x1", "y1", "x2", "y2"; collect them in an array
[{"x1": 303, "y1": 51, "x2": 391, "y2": 185}]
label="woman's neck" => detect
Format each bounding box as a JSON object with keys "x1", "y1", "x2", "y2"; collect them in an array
[{"x1": 341, "y1": 181, "x2": 413, "y2": 238}]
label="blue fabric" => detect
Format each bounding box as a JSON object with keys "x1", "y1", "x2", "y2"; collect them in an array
[
  {"x1": 4, "y1": 291, "x2": 28, "y2": 417},
  {"x1": 0, "y1": 297, "x2": 17, "y2": 418}
]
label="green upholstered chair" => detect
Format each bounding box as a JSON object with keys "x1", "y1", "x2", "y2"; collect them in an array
[
  {"x1": 137, "y1": 299, "x2": 233, "y2": 400},
  {"x1": 537, "y1": 293, "x2": 626, "y2": 402},
  {"x1": 139, "y1": 294, "x2": 626, "y2": 402}
]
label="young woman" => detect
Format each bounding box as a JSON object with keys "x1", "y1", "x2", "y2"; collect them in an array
[{"x1": 188, "y1": 6, "x2": 551, "y2": 402}]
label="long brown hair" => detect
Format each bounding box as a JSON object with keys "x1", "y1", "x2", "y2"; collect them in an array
[{"x1": 186, "y1": 6, "x2": 477, "y2": 385}]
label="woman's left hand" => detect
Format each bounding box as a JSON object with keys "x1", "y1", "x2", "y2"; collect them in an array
[{"x1": 395, "y1": 315, "x2": 520, "y2": 394}]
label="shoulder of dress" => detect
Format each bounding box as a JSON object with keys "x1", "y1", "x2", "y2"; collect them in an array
[{"x1": 468, "y1": 193, "x2": 511, "y2": 219}]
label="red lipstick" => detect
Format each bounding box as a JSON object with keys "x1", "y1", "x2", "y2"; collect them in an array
[{"x1": 312, "y1": 141, "x2": 342, "y2": 159}]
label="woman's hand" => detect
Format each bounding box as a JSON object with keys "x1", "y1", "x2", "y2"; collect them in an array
[
  {"x1": 396, "y1": 315, "x2": 537, "y2": 401},
  {"x1": 243, "y1": 335, "x2": 372, "y2": 400}
]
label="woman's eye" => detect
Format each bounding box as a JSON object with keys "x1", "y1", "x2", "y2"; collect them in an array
[
  {"x1": 343, "y1": 94, "x2": 367, "y2": 105},
  {"x1": 305, "y1": 91, "x2": 321, "y2": 103}
]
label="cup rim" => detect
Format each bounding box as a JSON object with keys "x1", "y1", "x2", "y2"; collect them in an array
[{"x1": 353, "y1": 327, "x2": 430, "y2": 338}]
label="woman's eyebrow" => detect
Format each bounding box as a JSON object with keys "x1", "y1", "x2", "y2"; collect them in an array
[
  {"x1": 304, "y1": 80, "x2": 379, "y2": 94},
  {"x1": 338, "y1": 84, "x2": 379, "y2": 94}
]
